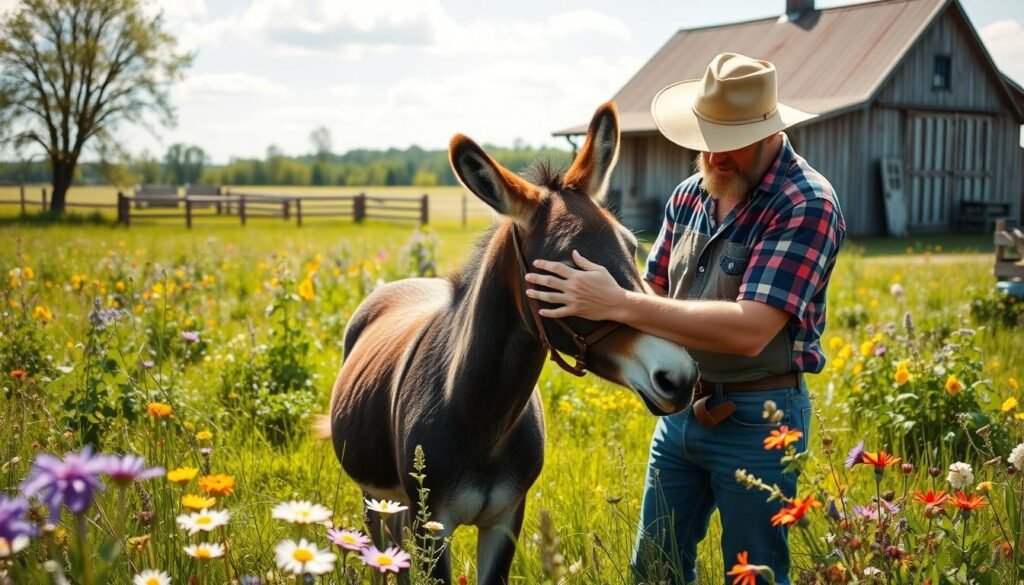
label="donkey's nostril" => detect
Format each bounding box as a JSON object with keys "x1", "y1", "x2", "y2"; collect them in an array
[{"x1": 652, "y1": 370, "x2": 680, "y2": 396}]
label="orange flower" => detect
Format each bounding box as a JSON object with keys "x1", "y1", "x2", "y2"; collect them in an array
[
  {"x1": 147, "y1": 402, "x2": 173, "y2": 418},
  {"x1": 10, "y1": 369, "x2": 28, "y2": 379},
  {"x1": 199, "y1": 474, "x2": 235, "y2": 496},
  {"x1": 951, "y1": 492, "x2": 986, "y2": 511},
  {"x1": 861, "y1": 451, "x2": 900, "y2": 470},
  {"x1": 770, "y1": 494, "x2": 821, "y2": 527},
  {"x1": 726, "y1": 551, "x2": 758, "y2": 585},
  {"x1": 912, "y1": 489, "x2": 949, "y2": 518},
  {"x1": 763, "y1": 426, "x2": 804, "y2": 450},
  {"x1": 944, "y1": 375, "x2": 964, "y2": 395}
]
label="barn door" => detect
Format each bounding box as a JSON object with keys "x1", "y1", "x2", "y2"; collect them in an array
[{"x1": 906, "y1": 112, "x2": 993, "y2": 231}]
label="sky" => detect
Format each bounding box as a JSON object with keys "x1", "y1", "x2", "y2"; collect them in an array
[{"x1": 2, "y1": 0, "x2": 1024, "y2": 163}]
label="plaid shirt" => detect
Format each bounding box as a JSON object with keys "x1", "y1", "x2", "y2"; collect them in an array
[{"x1": 643, "y1": 133, "x2": 846, "y2": 373}]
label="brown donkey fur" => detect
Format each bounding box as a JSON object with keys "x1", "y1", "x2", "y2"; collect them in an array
[{"x1": 327, "y1": 102, "x2": 698, "y2": 584}]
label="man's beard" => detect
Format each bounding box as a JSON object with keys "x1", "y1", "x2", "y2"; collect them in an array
[{"x1": 696, "y1": 142, "x2": 764, "y2": 200}]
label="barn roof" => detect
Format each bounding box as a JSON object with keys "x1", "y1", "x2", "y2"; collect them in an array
[{"x1": 555, "y1": 0, "x2": 1021, "y2": 136}]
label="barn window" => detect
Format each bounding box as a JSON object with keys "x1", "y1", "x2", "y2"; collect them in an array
[{"x1": 932, "y1": 55, "x2": 951, "y2": 90}]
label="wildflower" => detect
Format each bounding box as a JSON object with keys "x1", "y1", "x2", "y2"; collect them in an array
[
  {"x1": 32, "y1": 305, "x2": 53, "y2": 322},
  {"x1": 770, "y1": 494, "x2": 821, "y2": 527},
  {"x1": 1010, "y1": 377, "x2": 1019, "y2": 390},
  {"x1": 102, "y1": 455, "x2": 164, "y2": 486},
  {"x1": 10, "y1": 369, "x2": 28, "y2": 380},
  {"x1": 951, "y1": 492, "x2": 987, "y2": 512},
  {"x1": 859, "y1": 340, "x2": 875, "y2": 357},
  {"x1": 183, "y1": 542, "x2": 225, "y2": 560},
  {"x1": 424, "y1": 521, "x2": 445, "y2": 533},
  {"x1": 364, "y1": 499, "x2": 408, "y2": 516},
  {"x1": 1007, "y1": 444, "x2": 1024, "y2": 471},
  {"x1": 1002, "y1": 397, "x2": 1019, "y2": 411},
  {"x1": 182, "y1": 494, "x2": 216, "y2": 510},
  {"x1": 20, "y1": 446, "x2": 110, "y2": 519},
  {"x1": 853, "y1": 500, "x2": 900, "y2": 521},
  {"x1": 132, "y1": 569, "x2": 171, "y2": 585},
  {"x1": 140, "y1": 360, "x2": 155, "y2": 370},
  {"x1": 275, "y1": 539, "x2": 337, "y2": 575},
  {"x1": 181, "y1": 331, "x2": 199, "y2": 344},
  {"x1": 0, "y1": 533, "x2": 30, "y2": 558},
  {"x1": 845, "y1": 441, "x2": 865, "y2": 468},
  {"x1": 298, "y1": 278, "x2": 315, "y2": 301},
  {"x1": 976, "y1": 481, "x2": 993, "y2": 492},
  {"x1": 890, "y1": 282, "x2": 904, "y2": 298},
  {"x1": 147, "y1": 402, "x2": 173, "y2": 419},
  {"x1": 126, "y1": 534, "x2": 151, "y2": 552},
  {"x1": 176, "y1": 509, "x2": 230, "y2": 535},
  {"x1": 166, "y1": 467, "x2": 199, "y2": 484},
  {"x1": 360, "y1": 545, "x2": 411, "y2": 574},
  {"x1": 894, "y1": 365, "x2": 911, "y2": 385},
  {"x1": 763, "y1": 426, "x2": 803, "y2": 450},
  {"x1": 327, "y1": 528, "x2": 371, "y2": 551},
  {"x1": 198, "y1": 474, "x2": 235, "y2": 496},
  {"x1": 195, "y1": 431, "x2": 213, "y2": 441},
  {"x1": 725, "y1": 551, "x2": 760, "y2": 585},
  {"x1": 947, "y1": 462, "x2": 975, "y2": 490},
  {"x1": 0, "y1": 497, "x2": 34, "y2": 549},
  {"x1": 944, "y1": 375, "x2": 964, "y2": 395},
  {"x1": 271, "y1": 500, "x2": 332, "y2": 525},
  {"x1": 860, "y1": 451, "x2": 900, "y2": 471},
  {"x1": 913, "y1": 489, "x2": 949, "y2": 517},
  {"x1": 901, "y1": 463, "x2": 914, "y2": 474}
]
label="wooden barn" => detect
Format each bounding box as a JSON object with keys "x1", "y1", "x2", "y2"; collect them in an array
[{"x1": 555, "y1": 0, "x2": 1024, "y2": 237}]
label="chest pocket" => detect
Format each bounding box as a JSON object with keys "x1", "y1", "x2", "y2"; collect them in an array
[{"x1": 704, "y1": 241, "x2": 751, "y2": 301}]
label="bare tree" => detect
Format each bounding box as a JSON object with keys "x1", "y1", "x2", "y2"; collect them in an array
[
  {"x1": 0, "y1": 0, "x2": 192, "y2": 213},
  {"x1": 310, "y1": 126, "x2": 333, "y2": 160}
]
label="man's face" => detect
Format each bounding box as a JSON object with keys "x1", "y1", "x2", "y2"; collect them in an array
[{"x1": 696, "y1": 138, "x2": 766, "y2": 200}]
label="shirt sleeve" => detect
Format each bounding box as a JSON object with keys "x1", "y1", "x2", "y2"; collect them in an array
[
  {"x1": 642, "y1": 194, "x2": 678, "y2": 291},
  {"x1": 738, "y1": 197, "x2": 843, "y2": 320}
]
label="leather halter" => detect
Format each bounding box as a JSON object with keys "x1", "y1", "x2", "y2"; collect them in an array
[{"x1": 510, "y1": 226, "x2": 622, "y2": 377}]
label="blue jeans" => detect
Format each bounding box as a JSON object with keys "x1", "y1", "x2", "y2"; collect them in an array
[{"x1": 631, "y1": 384, "x2": 812, "y2": 585}]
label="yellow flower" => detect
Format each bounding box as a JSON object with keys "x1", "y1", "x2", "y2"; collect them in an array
[
  {"x1": 859, "y1": 341, "x2": 875, "y2": 358},
  {"x1": 976, "y1": 481, "x2": 993, "y2": 492},
  {"x1": 945, "y1": 375, "x2": 964, "y2": 395},
  {"x1": 33, "y1": 305, "x2": 53, "y2": 322},
  {"x1": 298, "y1": 278, "x2": 315, "y2": 302},
  {"x1": 195, "y1": 430, "x2": 213, "y2": 441},
  {"x1": 115, "y1": 281, "x2": 126, "y2": 293},
  {"x1": 22, "y1": 266, "x2": 34, "y2": 279},
  {"x1": 167, "y1": 467, "x2": 200, "y2": 484},
  {"x1": 199, "y1": 474, "x2": 235, "y2": 496},
  {"x1": 853, "y1": 362, "x2": 864, "y2": 375},
  {"x1": 831, "y1": 357, "x2": 846, "y2": 371},
  {"x1": 1010, "y1": 378, "x2": 1019, "y2": 390},
  {"x1": 1002, "y1": 397, "x2": 1018, "y2": 412},
  {"x1": 839, "y1": 345, "x2": 853, "y2": 360},
  {"x1": 894, "y1": 367, "x2": 911, "y2": 386},
  {"x1": 147, "y1": 402, "x2": 173, "y2": 418},
  {"x1": 181, "y1": 494, "x2": 217, "y2": 510}
]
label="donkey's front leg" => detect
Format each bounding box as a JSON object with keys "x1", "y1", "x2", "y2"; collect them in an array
[{"x1": 476, "y1": 499, "x2": 526, "y2": 585}]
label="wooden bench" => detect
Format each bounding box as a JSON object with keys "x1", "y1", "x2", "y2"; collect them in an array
[
  {"x1": 994, "y1": 218, "x2": 1024, "y2": 280},
  {"x1": 133, "y1": 185, "x2": 180, "y2": 209},
  {"x1": 184, "y1": 185, "x2": 221, "y2": 209}
]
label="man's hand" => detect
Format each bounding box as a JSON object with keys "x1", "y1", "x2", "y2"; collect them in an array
[{"x1": 524, "y1": 250, "x2": 628, "y2": 321}]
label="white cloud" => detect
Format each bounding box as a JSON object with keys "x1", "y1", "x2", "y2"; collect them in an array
[
  {"x1": 147, "y1": 0, "x2": 207, "y2": 23},
  {"x1": 175, "y1": 72, "x2": 290, "y2": 103},
  {"x1": 981, "y1": 19, "x2": 1024, "y2": 85}
]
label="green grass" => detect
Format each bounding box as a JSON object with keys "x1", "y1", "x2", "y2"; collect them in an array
[{"x1": 0, "y1": 216, "x2": 1022, "y2": 583}]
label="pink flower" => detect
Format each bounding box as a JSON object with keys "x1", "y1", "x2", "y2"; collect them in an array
[
  {"x1": 360, "y1": 545, "x2": 411, "y2": 573},
  {"x1": 327, "y1": 528, "x2": 371, "y2": 552}
]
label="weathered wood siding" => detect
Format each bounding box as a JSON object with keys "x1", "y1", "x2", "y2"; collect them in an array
[{"x1": 611, "y1": 134, "x2": 693, "y2": 233}]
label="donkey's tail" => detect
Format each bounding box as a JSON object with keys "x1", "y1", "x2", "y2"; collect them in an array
[{"x1": 311, "y1": 413, "x2": 332, "y2": 441}]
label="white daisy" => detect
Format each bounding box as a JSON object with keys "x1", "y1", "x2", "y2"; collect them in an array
[
  {"x1": 275, "y1": 539, "x2": 337, "y2": 575},
  {"x1": 0, "y1": 535, "x2": 30, "y2": 558},
  {"x1": 423, "y1": 521, "x2": 445, "y2": 533},
  {"x1": 183, "y1": 542, "x2": 225, "y2": 560},
  {"x1": 947, "y1": 461, "x2": 974, "y2": 490},
  {"x1": 364, "y1": 498, "x2": 408, "y2": 516},
  {"x1": 133, "y1": 569, "x2": 172, "y2": 585},
  {"x1": 1008, "y1": 443, "x2": 1024, "y2": 471},
  {"x1": 175, "y1": 509, "x2": 230, "y2": 535},
  {"x1": 270, "y1": 500, "x2": 333, "y2": 525}
]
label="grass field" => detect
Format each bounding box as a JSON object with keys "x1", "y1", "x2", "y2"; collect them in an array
[{"x1": 1, "y1": 211, "x2": 1022, "y2": 583}]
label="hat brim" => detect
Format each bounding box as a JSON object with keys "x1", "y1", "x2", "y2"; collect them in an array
[{"x1": 651, "y1": 79, "x2": 818, "y2": 152}]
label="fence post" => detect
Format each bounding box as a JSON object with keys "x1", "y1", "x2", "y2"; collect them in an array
[
  {"x1": 41, "y1": 188, "x2": 47, "y2": 212},
  {"x1": 461, "y1": 193, "x2": 467, "y2": 230},
  {"x1": 239, "y1": 194, "x2": 247, "y2": 226},
  {"x1": 19, "y1": 184, "x2": 25, "y2": 215},
  {"x1": 185, "y1": 198, "x2": 193, "y2": 229},
  {"x1": 283, "y1": 199, "x2": 290, "y2": 220},
  {"x1": 354, "y1": 193, "x2": 366, "y2": 223},
  {"x1": 420, "y1": 194, "x2": 429, "y2": 225},
  {"x1": 216, "y1": 186, "x2": 223, "y2": 215},
  {"x1": 118, "y1": 191, "x2": 131, "y2": 226},
  {"x1": 296, "y1": 198, "x2": 303, "y2": 227}
]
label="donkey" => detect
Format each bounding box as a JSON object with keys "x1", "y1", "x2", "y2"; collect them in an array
[{"x1": 327, "y1": 102, "x2": 698, "y2": 585}]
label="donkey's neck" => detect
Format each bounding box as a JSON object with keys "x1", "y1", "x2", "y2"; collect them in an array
[{"x1": 444, "y1": 222, "x2": 547, "y2": 444}]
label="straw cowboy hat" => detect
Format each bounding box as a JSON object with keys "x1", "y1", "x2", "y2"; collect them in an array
[{"x1": 651, "y1": 52, "x2": 817, "y2": 153}]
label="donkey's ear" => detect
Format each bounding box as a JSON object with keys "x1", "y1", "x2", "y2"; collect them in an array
[
  {"x1": 449, "y1": 134, "x2": 545, "y2": 225},
  {"x1": 564, "y1": 102, "x2": 620, "y2": 201}
]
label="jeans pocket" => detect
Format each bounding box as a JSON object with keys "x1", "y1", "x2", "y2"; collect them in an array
[{"x1": 725, "y1": 392, "x2": 790, "y2": 429}]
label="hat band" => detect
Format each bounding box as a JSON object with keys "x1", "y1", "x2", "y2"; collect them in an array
[{"x1": 691, "y1": 104, "x2": 779, "y2": 126}]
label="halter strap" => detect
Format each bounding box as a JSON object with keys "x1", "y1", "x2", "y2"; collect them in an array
[{"x1": 509, "y1": 226, "x2": 621, "y2": 377}]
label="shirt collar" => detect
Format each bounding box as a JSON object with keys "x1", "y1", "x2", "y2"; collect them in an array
[{"x1": 753, "y1": 132, "x2": 795, "y2": 196}]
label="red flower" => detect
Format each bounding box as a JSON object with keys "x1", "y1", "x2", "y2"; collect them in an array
[
  {"x1": 10, "y1": 369, "x2": 28, "y2": 379},
  {"x1": 912, "y1": 490, "x2": 949, "y2": 518},
  {"x1": 726, "y1": 551, "x2": 758, "y2": 585},
  {"x1": 951, "y1": 491, "x2": 987, "y2": 511},
  {"x1": 860, "y1": 450, "x2": 900, "y2": 470},
  {"x1": 770, "y1": 494, "x2": 821, "y2": 527},
  {"x1": 763, "y1": 426, "x2": 804, "y2": 450}
]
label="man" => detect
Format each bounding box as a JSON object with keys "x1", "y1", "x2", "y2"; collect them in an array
[{"x1": 525, "y1": 53, "x2": 845, "y2": 583}]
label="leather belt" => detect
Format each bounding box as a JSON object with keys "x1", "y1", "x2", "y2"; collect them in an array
[{"x1": 691, "y1": 372, "x2": 800, "y2": 428}]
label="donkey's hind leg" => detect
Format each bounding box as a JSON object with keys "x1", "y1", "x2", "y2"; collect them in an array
[{"x1": 476, "y1": 499, "x2": 526, "y2": 585}]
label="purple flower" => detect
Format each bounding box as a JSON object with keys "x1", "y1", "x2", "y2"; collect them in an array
[
  {"x1": 845, "y1": 441, "x2": 865, "y2": 468},
  {"x1": 852, "y1": 505, "x2": 878, "y2": 521},
  {"x1": 101, "y1": 454, "x2": 164, "y2": 486},
  {"x1": 140, "y1": 360, "x2": 155, "y2": 370},
  {"x1": 0, "y1": 497, "x2": 34, "y2": 542},
  {"x1": 181, "y1": 331, "x2": 199, "y2": 344},
  {"x1": 21, "y1": 446, "x2": 110, "y2": 520},
  {"x1": 873, "y1": 345, "x2": 887, "y2": 357}
]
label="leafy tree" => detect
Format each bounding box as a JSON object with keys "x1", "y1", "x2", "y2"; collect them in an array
[
  {"x1": 163, "y1": 143, "x2": 206, "y2": 185},
  {"x1": 0, "y1": 0, "x2": 192, "y2": 213}
]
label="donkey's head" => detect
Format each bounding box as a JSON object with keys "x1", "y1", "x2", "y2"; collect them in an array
[{"x1": 448, "y1": 102, "x2": 698, "y2": 415}]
